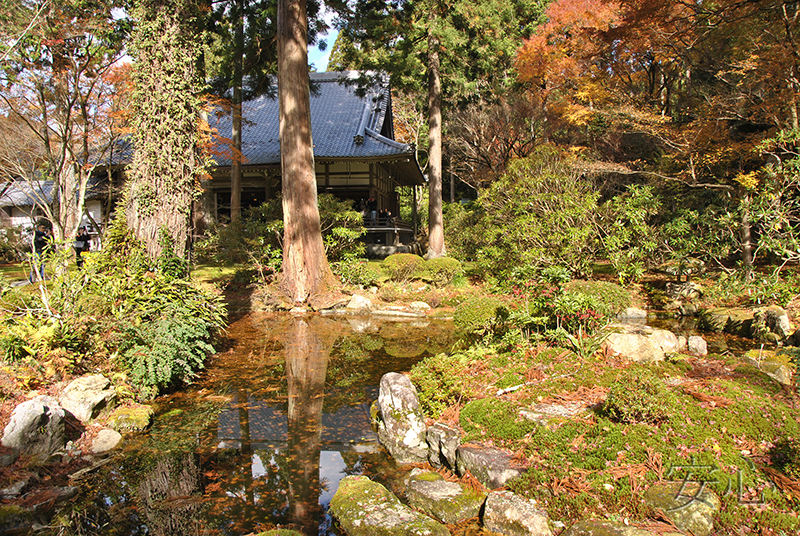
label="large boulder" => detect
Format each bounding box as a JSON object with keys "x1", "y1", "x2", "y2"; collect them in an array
[
  {"x1": 372, "y1": 372, "x2": 428, "y2": 464},
  {"x1": 59, "y1": 374, "x2": 115, "y2": 423},
  {"x1": 329, "y1": 475, "x2": 448, "y2": 536},
  {"x1": 455, "y1": 444, "x2": 527, "y2": 489},
  {"x1": 1, "y1": 396, "x2": 65, "y2": 464},
  {"x1": 698, "y1": 308, "x2": 754, "y2": 337},
  {"x1": 752, "y1": 306, "x2": 793, "y2": 343},
  {"x1": 404, "y1": 468, "x2": 486, "y2": 524},
  {"x1": 742, "y1": 349, "x2": 796, "y2": 386},
  {"x1": 644, "y1": 482, "x2": 720, "y2": 536},
  {"x1": 483, "y1": 490, "x2": 553, "y2": 536},
  {"x1": 603, "y1": 324, "x2": 682, "y2": 363}
]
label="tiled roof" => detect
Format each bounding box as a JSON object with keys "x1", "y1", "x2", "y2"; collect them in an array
[
  {"x1": 0, "y1": 177, "x2": 107, "y2": 208},
  {"x1": 210, "y1": 71, "x2": 418, "y2": 166}
]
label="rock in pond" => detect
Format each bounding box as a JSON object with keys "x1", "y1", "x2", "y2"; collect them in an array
[
  {"x1": 644, "y1": 482, "x2": 720, "y2": 536},
  {"x1": 483, "y1": 490, "x2": 553, "y2": 536},
  {"x1": 1, "y1": 395, "x2": 65, "y2": 464},
  {"x1": 373, "y1": 372, "x2": 428, "y2": 464},
  {"x1": 329, "y1": 475, "x2": 449, "y2": 536},
  {"x1": 107, "y1": 404, "x2": 154, "y2": 433},
  {"x1": 404, "y1": 468, "x2": 486, "y2": 524}
]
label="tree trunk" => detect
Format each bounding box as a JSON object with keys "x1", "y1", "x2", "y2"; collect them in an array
[
  {"x1": 277, "y1": 0, "x2": 336, "y2": 306},
  {"x1": 127, "y1": 0, "x2": 205, "y2": 260},
  {"x1": 741, "y1": 192, "x2": 753, "y2": 279},
  {"x1": 230, "y1": 0, "x2": 244, "y2": 222},
  {"x1": 425, "y1": 21, "x2": 446, "y2": 259}
]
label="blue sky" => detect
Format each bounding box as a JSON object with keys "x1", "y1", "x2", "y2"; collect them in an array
[{"x1": 308, "y1": 28, "x2": 339, "y2": 72}]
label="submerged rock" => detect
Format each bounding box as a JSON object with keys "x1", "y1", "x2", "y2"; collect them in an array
[
  {"x1": 483, "y1": 490, "x2": 553, "y2": 536},
  {"x1": 329, "y1": 475, "x2": 449, "y2": 536},
  {"x1": 404, "y1": 468, "x2": 486, "y2": 524},
  {"x1": 107, "y1": 404, "x2": 154, "y2": 433}
]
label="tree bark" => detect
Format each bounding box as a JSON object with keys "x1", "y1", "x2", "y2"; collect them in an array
[
  {"x1": 277, "y1": 0, "x2": 336, "y2": 305},
  {"x1": 425, "y1": 20, "x2": 446, "y2": 259},
  {"x1": 230, "y1": 0, "x2": 244, "y2": 222},
  {"x1": 740, "y1": 192, "x2": 753, "y2": 279}
]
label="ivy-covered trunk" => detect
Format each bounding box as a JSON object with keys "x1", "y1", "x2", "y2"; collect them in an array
[
  {"x1": 277, "y1": 0, "x2": 336, "y2": 305},
  {"x1": 126, "y1": 0, "x2": 208, "y2": 259}
]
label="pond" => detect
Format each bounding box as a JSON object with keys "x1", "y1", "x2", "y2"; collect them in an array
[{"x1": 72, "y1": 313, "x2": 458, "y2": 536}]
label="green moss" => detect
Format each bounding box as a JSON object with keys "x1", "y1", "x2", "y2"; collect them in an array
[
  {"x1": 107, "y1": 404, "x2": 154, "y2": 432},
  {"x1": 601, "y1": 366, "x2": 674, "y2": 424},
  {"x1": 460, "y1": 398, "x2": 537, "y2": 442}
]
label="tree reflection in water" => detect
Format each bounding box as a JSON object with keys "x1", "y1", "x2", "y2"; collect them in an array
[{"x1": 69, "y1": 314, "x2": 455, "y2": 536}]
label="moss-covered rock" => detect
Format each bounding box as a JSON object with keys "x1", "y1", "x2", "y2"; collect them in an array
[
  {"x1": 404, "y1": 468, "x2": 486, "y2": 524},
  {"x1": 0, "y1": 505, "x2": 33, "y2": 535},
  {"x1": 107, "y1": 403, "x2": 154, "y2": 433},
  {"x1": 329, "y1": 475, "x2": 448, "y2": 536},
  {"x1": 255, "y1": 530, "x2": 304, "y2": 536},
  {"x1": 562, "y1": 519, "x2": 665, "y2": 536},
  {"x1": 644, "y1": 482, "x2": 720, "y2": 536},
  {"x1": 698, "y1": 307, "x2": 754, "y2": 336}
]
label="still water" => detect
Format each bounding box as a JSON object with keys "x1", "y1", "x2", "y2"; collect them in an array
[{"x1": 77, "y1": 313, "x2": 457, "y2": 536}]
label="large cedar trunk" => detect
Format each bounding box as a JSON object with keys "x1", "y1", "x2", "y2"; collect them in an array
[
  {"x1": 277, "y1": 0, "x2": 336, "y2": 305},
  {"x1": 426, "y1": 25, "x2": 446, "y2": 259},
  {"x1": 230, "y1": 0, "x2": 244, "y2": 222},
  {"x1": 126, "y1": 0, "x2": 204, "y2": 260}
]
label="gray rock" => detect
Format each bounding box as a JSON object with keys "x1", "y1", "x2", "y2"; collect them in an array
[
  {"x1": 665, "y1": 281, "x2": 703, "y2": 300},
  {"x1": 519, "y1": 402, "x2": 583, "y2": 425},
  {"x1": 19, "y1": 486, "x2": 79, "y2": 514},
  {"x1": 90, "y1": 429, "x2": 122, "y2": 454},
  {"x1": 410, "y1": 301, "x2": 431, "y2": 312},
  {"x1": 483, "y1": 490, "x2": 553, "y2": 536},
  {"x1": 1, "y1": 396, "x2": 65, "y2": 464},
  {"x1": 456, "y1": 444, "x2": 527, "y2": 489},
  {"x1": 616, "y1": 307, "x2": 648, "y2": 324},
  {"x1": 404, "y1": 468, "x2": 486, "y2": 524},
  {"x1": 562, "y1": 519, "x2": 663, "y2": 536},
  {"x1": 346, "y1": 294, "x2": 373, "y2": 312},
  {"x1": 0, "y1": 478, "x2": 29, "y2": 499},
  {"x1": 59, "y1": 374, "x2": 115, "y2": 423},
  {"x1": 644, "y1": 482, "x2": 720, "y2": 536},
  {"x1": 698, "y1": 308, "x2": 754, "y2": 337},
  {"x1": 753, "y1": 305, "x2": 793, "y2": 341},
  {"x1": 329, "y1": 475, "x2": 449, "y2": 536},
  {"x1": 688, "y1": 335, "x2": 708, "y2": 357},
  {"x1": 373, "y1": 373, "x2": 428, "y2": 464},
  {"x1": 426, "y1": 422, "x2": 460, "y2": 470},
  {"x1": 604, "y1": 324, "x2": 681, "y2": 363}
]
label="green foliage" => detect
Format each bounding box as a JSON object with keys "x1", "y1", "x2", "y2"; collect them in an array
[
  {"x1": 598, "y1": 184, "x2": 662, "y2": 283},
  {"x1": 119, "y1": 304, "x2": 217, "y2": 399},
  {"x1": 0, "y1": 227, "x2": 25, "y2": 262},
  {"x1": 318, "y1": 194, "x2": 367, "y2": 261},
  {"x1": 422, "y1": 257, "x2": 463, "y2": 287},
  {"x1": 703, "y1": 270, "x2": 800, "y2": 307},
  {"x1": 453, "y1": 295, "x2": 506, "y2": 336},
  {"x1": 562, "y1": 280, "x2": 632, "y2": 319},
  {"x1": 381, "y1": 253, "x2": 426, "y2": 282},
  {"x1": 770, "y1": 439, "x2": 800, "y2": 480},
  {"x1": 602, "y1": 367, "x2": 673, "y2": 424},
  {"x1": 332, "y1": 257, "x2": 381, "y2": 287},
  {"x1": 408, "y1": 348, "x2": 489, "y2": 419},
  {"x1": 445, "y1": 148, "x2": 599, "y2": 281},
  {"x1": 460, "y1": 397, "x2": 537, "y2": 442}
]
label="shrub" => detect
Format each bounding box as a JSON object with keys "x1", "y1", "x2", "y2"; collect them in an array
[
  {"x1": 119, "y1": 304, "x2": 217, "y2": 400},
  {"x1": 381, "y1": 253, "x2": 425, "y2": 282},
  {"x1": 771, "y1": 439, "x2": 800, "y2": 480},
  {"x1": 602, "y1": 368, "x2": 672, "y2": 424},
  {"x1": 562, "y1": 280, "x2": 631, "y2": 318},
  {"x1": 0, "y1": 227, "x2": 25, "y2": 262},
  {"x1": 408, "y1": 349, "x2": 487, "y2": 418},
  {"x1": 332, "y1": 257, "x2": 381, "y2": 287},
  {"x1": 423, "y1": 257, "x2": 463, "y2": 287},
  {"x1": 454, "y1": 295, "x2": 506, "y2": 336}
]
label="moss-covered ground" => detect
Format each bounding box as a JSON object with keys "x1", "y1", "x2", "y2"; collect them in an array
[{"x1": 409, "y1": 342, "x2": 800, "y2": 535}]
